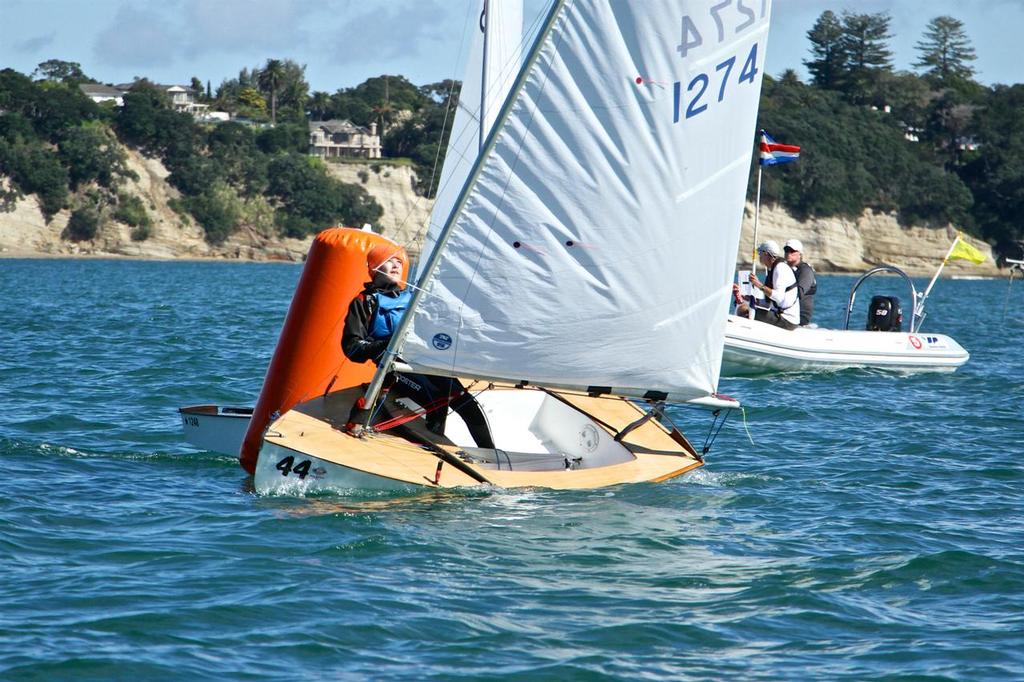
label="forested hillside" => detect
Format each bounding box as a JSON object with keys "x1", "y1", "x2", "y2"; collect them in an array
[
  {"x1": 753, "y1": 12, "x2": 1024, "y2": 261},
  {"x1": 1, "y1": 10, "x2": 1023, "y2": 261}
]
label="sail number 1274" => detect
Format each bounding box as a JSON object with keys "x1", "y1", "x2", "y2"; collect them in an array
[{"x1": 673, "y1": 42, "x2": 759, "y2": 123}]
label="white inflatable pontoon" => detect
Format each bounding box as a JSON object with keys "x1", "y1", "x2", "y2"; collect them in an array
[{"x1": 722, "y1": 265, "x2": 970, "y2": 376}]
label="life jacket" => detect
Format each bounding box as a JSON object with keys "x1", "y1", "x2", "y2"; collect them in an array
[
  {"x1": 766, "y1": 262, "x2": 798, "y2": 311},
  {"x1": 369, "y1": 288, "x2": 412, "y2": 340},
  {"x1": 794, "y1": 262, "x2": 817, "y2": 295}
]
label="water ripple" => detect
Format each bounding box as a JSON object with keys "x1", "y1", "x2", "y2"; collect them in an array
[{"x1": 2, "y1": 264, "x2": 1023, "y2": 679}]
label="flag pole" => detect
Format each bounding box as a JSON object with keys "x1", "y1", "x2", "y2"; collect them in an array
[
  {"x1": 915, "y1": 235, "x2": 961, "y2": 331},
  {"x1": 752, "y1": 164, "x2": 763, "y2": 276}
]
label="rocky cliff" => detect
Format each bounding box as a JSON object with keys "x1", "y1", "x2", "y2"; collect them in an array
[
  {"x1": 738, "y1": 203, "x2": 999, "y2": 277},
  {"x1": 0, "y1": 151, "x2": 1000, "y2": 277}
]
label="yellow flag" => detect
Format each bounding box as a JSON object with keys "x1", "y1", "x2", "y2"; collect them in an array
[{"x1": 947, "y1": 235, "x2": 986, "y2": 264}]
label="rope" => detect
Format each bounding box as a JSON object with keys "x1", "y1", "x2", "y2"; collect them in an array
[
  {"x1": 371, "y1": 392, "x2": 457, "y2": 432},
  {"x1": 740, "y1": 406, "x2": 755, "y2": 446},
  {"x1": 701, "y1": 409, "x2": 730, "y2": 455}
]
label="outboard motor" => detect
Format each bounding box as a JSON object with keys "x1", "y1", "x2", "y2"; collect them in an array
[{"x1": 867, "y1": 295, "x2": 902, "y2": 331}]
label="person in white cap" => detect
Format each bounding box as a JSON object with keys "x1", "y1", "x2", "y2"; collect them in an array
[
  {"x1": 736, "y1": 240, "x2": 800, "y2": 329},
  {"x1": 784, "y1": 239, "x2": 817, "y2": 326}
]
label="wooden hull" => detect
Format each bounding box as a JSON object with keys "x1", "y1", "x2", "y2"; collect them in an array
[{"x1": 252, "y1": 383, "x2": 703, "y2": 495}]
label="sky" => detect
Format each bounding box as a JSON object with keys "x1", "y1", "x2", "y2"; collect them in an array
[{"x1": 0, "y1": 0, "x2": 1021, "y2": 94}]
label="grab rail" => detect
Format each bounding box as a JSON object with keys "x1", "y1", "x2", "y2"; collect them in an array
[{"x1": 843, "y1": 266, "x2": 922, "y2": 332}]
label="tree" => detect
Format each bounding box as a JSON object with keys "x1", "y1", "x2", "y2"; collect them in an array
[
  {"x1": 257, "y1": 59, "x2": 285, "y2": 124},
  {"x1": 65, "y1": 204, "x2": 100, "y2": 241},
  {"x1": 804, "y1": 11, "x2": 846, "y2": 90},
  {"x1": 32, "y1": 59, "x2": 87, "y2": 84},
  {"x1": 914, "y1": 16, "x2": 977, "y2": 86},
  {"x1": 307, "y1": 91, "x2": 332, "y2": 120},
  {"x1": 237, "y1": 87, "x2": 267, "y2": 118},
  {"x1": 57, "y1": 121, "x2": 132, "y2": 189},
  {"x1": 958, "y1": 85, "x2": 1024, "y2": 250},
  {"x1": 186, "y1": 181, "x2": 242, "y2": 244},
  {"x1": 266, "y1": 154, "x2": 382, "y2": 237},
  {"x1": 0, "y1": 137, "x2": 68, "y2": 218},
  {"x1": 754, "y1": 76, "x2": 971, "y2": 227},
  {"x1": 256, "y1": 123, "x2": 307, "y2": 155},
  {"x1": 276, "y1": 60, "x2": 310, "y2": 122},
  {"x1": 190, "y1": 76, "x2": 205, "y2": 101},
  {"x1": 839, "y1": 11, "x2": 893, "y2": 103}
]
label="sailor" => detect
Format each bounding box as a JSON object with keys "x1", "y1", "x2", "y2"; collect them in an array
[
  {"x1": 784, "y1": 238, "x2": 817, "y2": 327},
  {"x1": 736, "y1": 240, "x2": 800, "y2": 330},
  {"x1": 341, "y1": 243, "x2": 494, "y2": 447}
]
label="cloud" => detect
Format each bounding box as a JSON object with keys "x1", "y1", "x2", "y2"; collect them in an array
[
  {"x1": 324, "y1": 0, "x2": 452, "y2": 65},
  {"x1": 92, "y1": 3, "x2": 178, "y2": 71},
  {"x1": 181, "y1": 0, "x2": 311, "y2": 55},
  {"x1": 14, "y1": 32, "x2": 56, "y2": 54}
]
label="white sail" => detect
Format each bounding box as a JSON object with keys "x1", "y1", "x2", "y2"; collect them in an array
[
  {"x1": 404, "y1": 0, "x2": 772, "y2": 402},
  {"x1": 422, "y1": 0, "x2": 524, "y2": 263}
]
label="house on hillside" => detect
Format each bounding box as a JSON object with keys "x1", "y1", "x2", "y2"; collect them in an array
[
  {"x1": 160, "y1": 84, "x2": 208, "y2": 116},
  {"x1": 114, "y1": 81, "x2": 210, "y2": 117},
  {"x1": 79, "y1": 83, "x2": 126, "y2": 106},
  {"x1": 309, "y1": 119, "x2": 381, "y2": 159}
]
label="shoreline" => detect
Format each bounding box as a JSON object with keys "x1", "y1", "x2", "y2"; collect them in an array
[{"x1": 1, "y1": 249, "x2": 1007, "y2": 279}]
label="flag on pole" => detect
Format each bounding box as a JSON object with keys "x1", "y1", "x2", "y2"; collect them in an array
[
  {"x1": 947, "y1": 234, "x2": 986, "y2": 264},
  {"x1": 759, "y1": 130, "x2": 800, "y2": 166}
]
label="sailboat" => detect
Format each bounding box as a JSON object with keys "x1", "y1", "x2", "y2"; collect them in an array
[{"x1": 187, "y1": 0, "x2": 773, "y2": 493}]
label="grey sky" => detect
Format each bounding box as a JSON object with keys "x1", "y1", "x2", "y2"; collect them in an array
[{"x1": 0, "y1": 0, "x2": 1019, "y2": 91}]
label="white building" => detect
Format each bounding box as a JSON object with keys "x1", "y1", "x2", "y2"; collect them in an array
[{"x1": 309, "y1": 120, "x2": 381, "y2": 159}]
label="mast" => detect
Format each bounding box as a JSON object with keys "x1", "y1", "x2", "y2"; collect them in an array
[
  {"x1": 479, "y1": 0, "x2": 490, "y2": 153},
  {"x1": 359, "y1": 0, "x2": 566, "y2": 423}
]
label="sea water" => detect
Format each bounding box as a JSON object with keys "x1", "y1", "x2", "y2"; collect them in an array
[{"x1": 1, "y1": 259, "x2": 1022, "y2": 680}]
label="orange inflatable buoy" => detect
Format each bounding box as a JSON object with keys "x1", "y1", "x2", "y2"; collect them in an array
[{"x1": 239, "y1": 227, "x2": 410, "y2": 474}]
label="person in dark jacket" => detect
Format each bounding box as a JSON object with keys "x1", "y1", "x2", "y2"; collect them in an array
[
  {"x1": 784, "y1": 239, "x2": 817, "y2": 326},
  {"x1": 342, "y1": 243, "x2": 494, "y2": 448}
]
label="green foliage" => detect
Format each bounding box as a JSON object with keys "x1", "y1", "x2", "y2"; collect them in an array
[
  {"x1": 0, "y1": 69, "x2": 35, "y2": 114},
  {"x1": 0, "y1": 112, "x2": 35, "y2": 142},
  {"x1": 116, "y1": 88, "x2": 199, "y2": 158},
  {"x1": 838, "y1": 11, "x2": 894, "y2": 104},
  {"x1": 755, "y1": 78, "x2": 972, "y2": 226},
  {"x1": 114, "y1": 192, "x2": 151, "y2": 229},
  {"x1": 957, "y1": 84, "x2": 1024, "y2": 249},
  {"x1": 58, "y1": 122, "x2": 133, "y2": 189},
  {"x1": 805, "y1": 11, "x2": 845, "y2": 90},
  {"x1": 257, "y1": 59, "x2": 285, "y2": 124},
  {"x1": 65, "y1": 205, "x2": 100, "y2": 241},
  {"x1": 256, "y1": 123, "x2": 307, "y2": 154},
  {"x1": 383, "y1": 79, "x2": 460, "y2": 197},
  {"x1": 130, "y1": 224, "x2": 152, "y2": 241},
  {"x1": 32, "y1": 59, "x2": 87, "y2": 84},
  {"x1": 0, "y1": 135, "x2": 69, "y2": 218},
  {"x1": 0, "y1": 70, "x2": 104, "y2": 141},
  {"x1": 317, "y1": 75, "x2": 426, "y2": 129},
  {"x1": 206, "y1": 121, "x2": 268, "y2": 195},
  {"x1": 266, "y1": 153, "x2": 382, "y2": 237},
  {"x1": 185, "y1": 182, "x2": 242, "y2": 244},
  {"x1": 915, "y1": 16, "x2": 977, "y2": 86}
]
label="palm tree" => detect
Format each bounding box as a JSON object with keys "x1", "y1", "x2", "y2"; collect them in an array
[
  {"x1": 258, "y1": 59, "x2": 285, "y2": 124},
  {"x1": 308, "y1": 91, "x2": 332, "y2": 121},
  {"x1": 372, "y1": 75, "x2": 393, "y2": 135}
]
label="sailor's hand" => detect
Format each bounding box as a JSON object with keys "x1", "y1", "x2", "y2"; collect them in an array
[{"x1": 749, "y1": 273, "x2": 763, "y2": 289}]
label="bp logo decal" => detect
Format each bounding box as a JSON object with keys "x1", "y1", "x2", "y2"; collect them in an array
[
  {"x1": 579, "y1": 424, "x2": 600, "y2": 453},
  {"x1": 432, "y1": 333, "x2": 453, "y2": 350}
]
